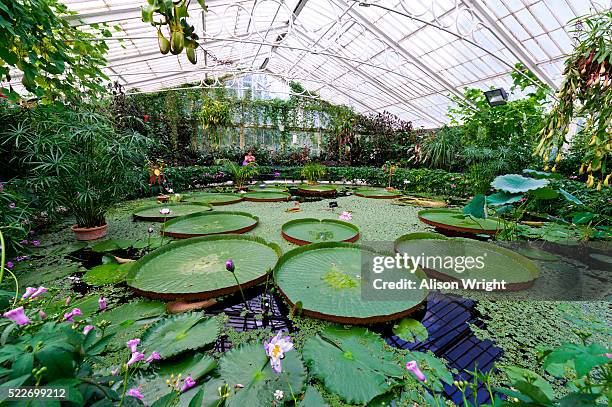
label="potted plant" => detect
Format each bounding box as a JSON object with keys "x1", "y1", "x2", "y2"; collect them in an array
[
  {"x1": 4, "y1": 108, "x2": 150, "y2": 241},
  {"x1": 222, "y1": 159, "x2": 259, "y2": 190},
  {"x1": 300, "y1": 162, "x2": 326, "y2": 185}
]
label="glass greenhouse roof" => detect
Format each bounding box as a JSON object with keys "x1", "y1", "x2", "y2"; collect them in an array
[{"x1": 22, "y1": 0, "x2": 612, "y2": 127}]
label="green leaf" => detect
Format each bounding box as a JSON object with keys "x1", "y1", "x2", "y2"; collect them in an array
[
  {"x1": 491, "y1": 174, "x2": 549, "y2": 193},
  {"x1": 572, "y1": 212, "x2": 595, "y2": 225},
  {"x1": 132, "y1": 353, "x2": 217, "y2": 405},
  {"x1": 392, "y1": 318, "x2": 428, "y2": 343},
  {"x1": 559, "y1": 189, "x2": 583, "y2": 206},
  {"x1": 558, "y1": 393, "x2": 601, "y2": 407},
  {"x1": 187, "y1": 387, "x2": 205, "y2": 407},
  {"x1": 10, "y1": 353, "x2": 34, "y2": 379},
  {"x1": 486, "y1": 191, "x2": 523, "y2": 206},
  {"x1": 513, "y1": 380, "x2": 552, "y2": 404},
  {"x1": 219, "y1": 342, "x2": 306, "y2": 407},
  {"x1": 91, "y1": 238, "x2": 133, "y2": 253},
  {"x1": 300, "y1": 386, "x2": 328, "y2": 407},
  {"x1": 543, "y1": 343, "x2": 610, "y2": 378},
  {"x1": 531, "y1": 187, "x2": 559, "y2": 200},
  {"x1": 522, "y1": 169, "x2": 560, "y2": 179},
  {"x1": 34, "y1": 347, "x2": 75, "y2": 381},
  {"x1": 463, "y1": 194, "x2": 487, "y2": 219},
  {"x1": 302, "y1": 326, "x2": 404, "y2": 404},
  {"x1": 140, "y1": 312, "x2": 218, "y2": 359},
  {"x1": 502, "y1": 366, "x2": 554, "y2": 401},
  {"x1": 0, "y1": 375, "x2": 32, "y2": 402},
  {"x1": 82, "y1": 263, "x2": 130, "y2": 286},
  {"x1": 151, "y1": 392, "x2": 179, "y2": 407}
]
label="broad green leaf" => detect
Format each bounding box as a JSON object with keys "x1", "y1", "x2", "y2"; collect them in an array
[
  {"x1": 218, "y1": 342, "x2": 306, "y2": 407},
  {"x1": 491, "y1": 174, "x2": 549, "y2": 193},
  {"x1": 531, "y1": 187, "x2": 559, "y2": 200},
  {"x1": 486, "y1": 191, "x2": 523, "y2": 206},
  {"x1": 543, "y1": 342, "x2": 610, "y2": 378},
  {"x1": 392, "y1": 318, "x2": 428, "y2": 343},
  {"x1": 558, "y1": 189, "x2": 583, "y2": 206},
  {"x1": 463, "y1": 194, "x2": 487, "y2": 218},
  {"x1": 502, "y1": 366, "x2": 554, "y2": 401},
  {"x1": 140, "y1": 312, "x2": 218, "y2": 359},
  {"x1": 302, "y1": 326, "x2": 404, "y2": 404},
  {"x1": 572, "y1": 212, "x2": 595, "y2": 225},
  {"x1": 300, "y1": 386, "x2": 328, "y2": 407}
]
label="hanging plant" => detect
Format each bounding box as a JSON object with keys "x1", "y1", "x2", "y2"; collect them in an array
[
  {"x1": 535, "y1": 12, "x2": 611, "y2": 189},
  {"x1": 141, "y1": 0, "x2": 205, "y2": 64},
  {"x1": 199, "y1": 98, "x2": 232, "y2": 149}
]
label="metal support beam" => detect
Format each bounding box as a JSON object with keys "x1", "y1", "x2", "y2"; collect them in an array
[
  {"x1": 462, "y1": 0, "x2": 557, "y2": 90},
  {"x1": 271, "y1": 54, "x2": 377, "y2": 113},
  {"x1": 332, "y1": 0, "x2": 470, "y2": 106},
  {"x1": 292, "y1": 28, "x2": 444, "y2": 126}
]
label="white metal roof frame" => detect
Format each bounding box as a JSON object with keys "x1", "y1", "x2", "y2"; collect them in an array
[{"x1": 5, "y1": 0, "x2": 611, "y2": 127}]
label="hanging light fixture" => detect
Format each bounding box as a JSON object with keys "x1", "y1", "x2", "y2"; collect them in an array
[{"x1": 484, "y1": 88, "x2": 508, "y2": 106}]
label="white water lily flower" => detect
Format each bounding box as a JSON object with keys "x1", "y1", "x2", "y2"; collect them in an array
[
  {"x1": 274, "y1": 390, "x2": 284, "y2": 400},
  {"x1": 159, "y1": 208, "x2": 171, "y2": 215},
  {"x1": 264, "y1": 332, "x2": 294, "y2": 373}
]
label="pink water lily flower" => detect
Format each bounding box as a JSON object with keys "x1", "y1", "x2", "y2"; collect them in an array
[
  {"x1": 22, "y1": 287, "x2": 37, "y2": 299},
  {"x1": 98, "y1": 297, "x2": 107, "y2": 310},
  {"x1": 339, "y1": 211, "x2": 352, "y2": 221},
  {"x1": 159, "y1": 208, "x2": 171, "y2": 215},
  {"x1": 180, "y1": 376, "x2": 196, "y2": 392},
  {"x1": 126, "y1": 388, "x2": 144, "y2": 401},
  {"x1": 5, "y1": 261, "x2": 13, "y2": 269},
  {"x1": 406, "y1": 360, "x2": 426, "y2": 382},
  {"x1": 264, "y1": 332, "x2": 294, "y2": 373},
  {"x1": 83, "y1": 325, "x2": 95, "y2": 335},
  {"x1": 127, "y1": 352, "x2": 145, "y2": 366},
  {"x1": 63, "y1": 308, "x2": 82, "y2": 322},
  {"x1": 3, "y1": 307, "x2": 30, "y2": 325},
  {"x1": 127, "y1": 338, "x2": 140, "y2": 353},
  {"x1": 145, "y1": 352, "x2": 161, "y2": 363}
]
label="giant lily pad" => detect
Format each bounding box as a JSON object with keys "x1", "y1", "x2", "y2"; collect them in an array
[
  {"x1": 243, "y1": 191, "x2": 291, "y2": 202},
  {"x1": 418, "y1": 209, "x2": 504, "y2": 235},
  {"x1": 161, "y1": 211, "x2": 259, "y2": 238},
  {"x1": 127, "y1": 235, "x2": 280, "y2": 300},
  {"x1": 133, "y1": 202, "x2": 212, "y2": 222},
  {"x1": 302, "y1": 326, "x2": 405, "y2": 404},
  {"x1": 491, "y1": 174, "x2": 549, "y2": 193},
  {"x1": 296, "y1": 184, "x2": 337, "y2": 197},
  {"x1": 248, "y1": 185, "x2": 288, "y2": 192},
  {"x1": 281, "y1": 218, "x2": 360, "y2": 245},
  {"x1": 354, "y1": 187, "x2": 402, "y2": 199},
  {"x1": 395, "y1": 235, "x2": 540, "y2": 291},
  {"x1": 274, "y1": 242, "x2": 428, "y2": 324},
  {"x1": 186, "y1": 192, "x2": 243, "y2": 206},
  {"x1": 218, "y1": 342, "x2": 306, "y2": 407},
  {"x1": 140, "y1": 312, "x2": 219, "y2": 359}
]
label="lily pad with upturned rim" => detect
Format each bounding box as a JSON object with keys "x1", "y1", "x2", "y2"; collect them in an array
[
  {"x1": 248, "y1": 185, "x2": 288, "y2": 192},
  {"x1": 243, "y1": 191, "x2": 291, "y2": 202},
  {"x1": 354, "y1": 187, "x2": 402, "y2": 199},
  {"x1": 394, "y1": 235, "x2": 540, "y2": 291},
  {"x1": 127, "y1": 235, "x2": 280, "y2": 300},
  {"x1": 161, "y1": 211, "x2": 259, "y2": 238},
  {"x1": 274, "y1": 242, "x2": 428, "y2": 324},
  {"x1": 418, "y1": 209, "x2": 504, "y2": 235},
  {"x1": 133, "y1": 202, "x2": 212, "y2": 222},
  {"x1": 281, "y1": 218, "x2": 360, "y2": 245},
  {"x1": 186, "y1": 192, "x2": 243, "y2": 206},
  {"x1": 296, "y1": 184, "x2": 337, "y2": 197}
]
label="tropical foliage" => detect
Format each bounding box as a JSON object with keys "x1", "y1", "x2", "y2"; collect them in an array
[{"x1": 0, "y1": 0, "x2": 111, "y2": 102}]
